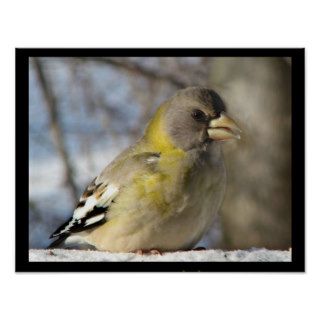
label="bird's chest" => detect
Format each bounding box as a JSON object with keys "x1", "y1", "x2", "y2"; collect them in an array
[
  {"x1": 150, "y1": 153, "x2": 226, "y2": 250},
  {"x1": 181, "y1": 160, "x2": 225, "y2": 220}
]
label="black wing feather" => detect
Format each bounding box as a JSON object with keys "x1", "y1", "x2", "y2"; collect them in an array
[{"x1": 50, "y1": 206, "x2": 108, "y2": 238}]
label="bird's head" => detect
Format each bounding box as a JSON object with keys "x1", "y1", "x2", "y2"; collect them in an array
[{"x1": 144, "y1": 87, "x2": 241, "y2": 152}]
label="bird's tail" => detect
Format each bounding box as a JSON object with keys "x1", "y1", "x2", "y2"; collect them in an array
[
  {"x1": 47, "y1": 234, "x2": 96, "y2": 250},
  {"x1": 47, "y1": 234, "x2": 69, "y2": 249}
]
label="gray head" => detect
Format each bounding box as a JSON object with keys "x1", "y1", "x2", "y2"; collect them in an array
[{"x1": 163, "y1": 87, "x2": 241, "y2": 151}]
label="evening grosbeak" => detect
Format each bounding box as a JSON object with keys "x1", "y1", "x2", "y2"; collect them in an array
[{"x1": 49, "y1": 87, "x2": 241, "y2": 252}]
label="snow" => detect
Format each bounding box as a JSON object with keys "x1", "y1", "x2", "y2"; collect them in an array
[{"x1": 29, "y1": 248, "x2": 291, "y2": 262}]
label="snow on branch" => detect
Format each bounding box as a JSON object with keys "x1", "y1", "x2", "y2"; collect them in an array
[{"x1": 29, "y1": 248, "x2": 291, "y2": 262}]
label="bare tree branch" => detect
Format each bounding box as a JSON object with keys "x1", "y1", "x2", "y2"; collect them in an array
[
  {"x1": 75, "y1": 57, "x2": 188, "y2": 88},
  {"x1": 32, "y1": 58, "x2": 79, "y2": 203},
  {"x1": 127, "y1": 77, "x2": 159, "y2": 139}
]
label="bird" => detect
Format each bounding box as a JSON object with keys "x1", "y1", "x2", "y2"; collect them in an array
[{"x1": 48, "y1": 87, "x2": 241, "y2": 253}]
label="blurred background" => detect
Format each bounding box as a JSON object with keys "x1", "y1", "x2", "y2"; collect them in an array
[{"x1": 29, "y1": 56, "x2": 291, "y2": 250}]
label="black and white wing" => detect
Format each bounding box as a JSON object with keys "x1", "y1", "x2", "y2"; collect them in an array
[
  {"x1": 48, "y1": 177, "x2": 119, "y2": 247},
  {"x1": 48, "y1": 151, "x2": 160, "y2": 248}
]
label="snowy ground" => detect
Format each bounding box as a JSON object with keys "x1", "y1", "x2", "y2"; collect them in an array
[{"x1": 29, "y1": 248, "x2": 291, "y2": 262}]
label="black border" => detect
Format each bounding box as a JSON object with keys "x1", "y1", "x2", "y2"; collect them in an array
[{"x1": 16, "y1": 48, "x2": 305, "y2": 272}]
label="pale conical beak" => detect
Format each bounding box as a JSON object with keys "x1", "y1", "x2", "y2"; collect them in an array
[{"x1": 207, "y1": 112, "x2": 241, "y2": 141}]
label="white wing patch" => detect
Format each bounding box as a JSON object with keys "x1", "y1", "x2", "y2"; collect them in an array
[
  {"x1": 84, "y1": 214, "x2": 106, "y2": 227},
  {"x1": 51, "y1": 182, "x2": 119, "y2": 237},
  {"x1": 98, "y1": 184, "x2": 119, "y2": 207},
  {"x1": 74, "y1": 196, "x2": 98, "y2": 219}
]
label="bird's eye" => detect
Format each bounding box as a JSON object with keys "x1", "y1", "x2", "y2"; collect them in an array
[{"x1": 191, "y1": 109, "x2": 207, "y2": 122}]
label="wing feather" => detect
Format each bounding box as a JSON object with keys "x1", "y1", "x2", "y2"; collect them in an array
[
  {"x1": 50, "y1": 178, "x2": 119, "y2": 238},
  {"x1": 49, "y1": 151, "x2": 160, "y2": 244}
]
